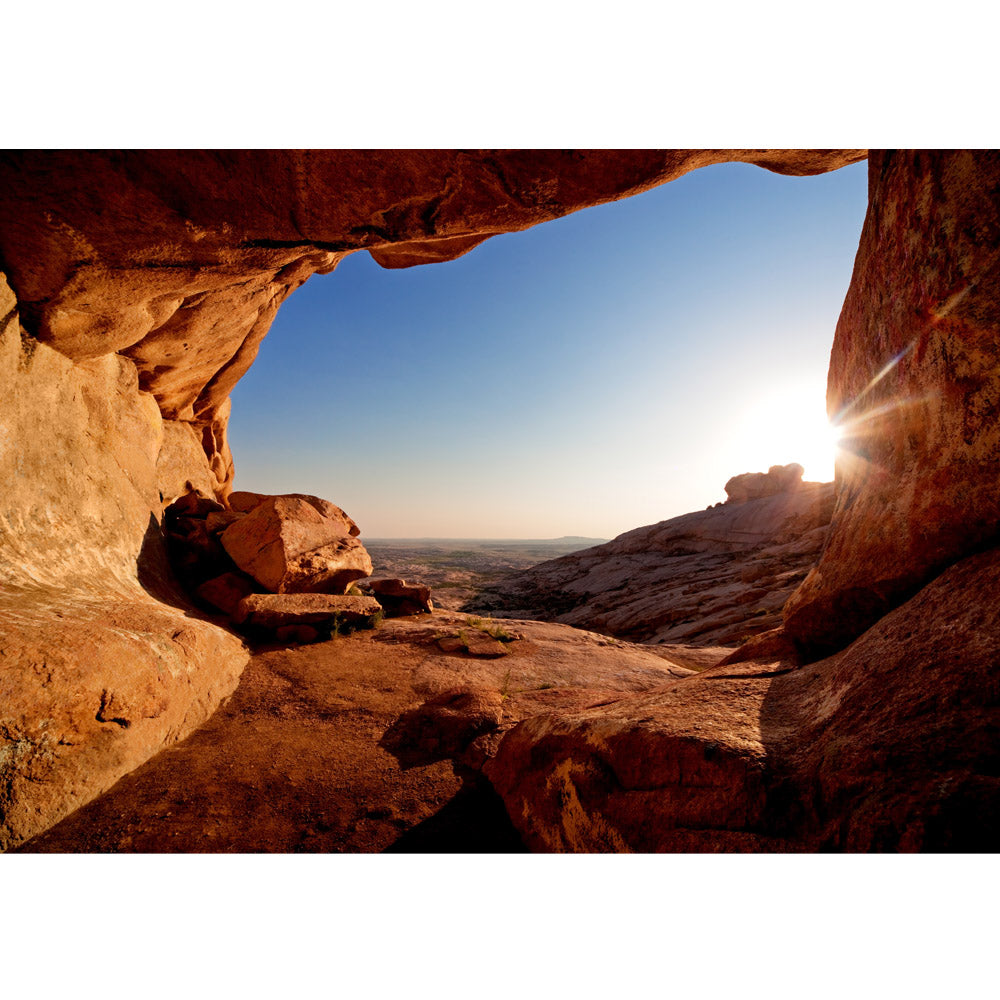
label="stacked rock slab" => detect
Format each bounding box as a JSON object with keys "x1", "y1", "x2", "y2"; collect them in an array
[
  {"x1": 234, "y1": 593, "x2": 382, "y2": 630},
  {"x1": 220, "y1": 496, "x2": 371, "y2": 595},
  {"x1": 165, "y1": 488, "x2": 376, "y2": 640}
]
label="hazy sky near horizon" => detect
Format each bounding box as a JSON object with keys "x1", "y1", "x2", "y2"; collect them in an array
[{"x1": 229, "y1": 159, "x2": 869, "y2": 539}]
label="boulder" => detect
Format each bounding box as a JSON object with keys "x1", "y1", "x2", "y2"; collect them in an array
[
  {"x1": 724, "y1": 463, "x2": 804, "y2": 504},
  {"x1": 227, "y1": 491, "x2": 360, "y2": 536},
  {"x1": 370, "y1": 578, "x2": 434, "y2": 616},
  {"x1": 233, "y1": 593, "x2": 382, "y2": 629},
  {"x1": 220, "y1": 496, "x2": 371, "y2": 594}
]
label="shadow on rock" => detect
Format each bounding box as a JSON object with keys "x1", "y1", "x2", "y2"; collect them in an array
[{"x1": 383, "y1": 778, "x2": 527, "y2": 853}]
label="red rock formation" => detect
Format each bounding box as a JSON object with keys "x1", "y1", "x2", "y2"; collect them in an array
[
  {"x1": 484, "y1": 479, "x2": 834, "y2": 646},
  {"x1": 486, "y1": 546, "x2": 1000, "y2": 852},
  {"x1": 785, "y1": 150, "x2": 1000, "y2": 654},
  {"x1": 724, "y1": 462, "x2": 804, "y2": 504},
  {"x1": 219, "y1": 496, "x2": 371, "y2": 594},
  {"x1": 6, "y1": 147, "x2": 1000, "y2": 853}
]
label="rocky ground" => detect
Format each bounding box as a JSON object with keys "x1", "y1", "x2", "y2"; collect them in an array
[{"x1": 17, "y1": 612, "x2": 695, "y2": 853}]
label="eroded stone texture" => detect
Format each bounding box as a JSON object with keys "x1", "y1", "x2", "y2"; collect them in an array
[
  {"x1": 486, "y1": 547, "x2": 1000, "y2": 852},
  {"x1": 724, "y1": 463, "x2": 804, "y2": 504},
  {"x1": 484, "y1": 480, "x2": 834, "y2": 645},
  {"x1": 233, "y1": 593, "x2": 383, "y2": 629},
  {"x1": 0, "y1": 275, "x2": 247, "y2": 850},
  {"x1": 219, "y1": 496, "x2": 371, "y2": 594},
  {"x1": 785, "y1": 150, "x2": 1000, "y2": 654}
]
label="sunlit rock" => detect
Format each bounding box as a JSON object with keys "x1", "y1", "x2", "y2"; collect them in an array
[
  {"x1": 220, "y1": 496, "x2": 372, "y2": 594},
  {"x1": 724, "y1": 463, "x2": 804, "y2": 504}
]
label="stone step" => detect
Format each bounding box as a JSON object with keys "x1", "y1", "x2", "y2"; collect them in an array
[{"x1": 234, "y1": 593, "x2": 383, "y2": 628}]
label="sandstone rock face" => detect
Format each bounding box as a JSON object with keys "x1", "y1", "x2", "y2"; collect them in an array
[
  {"x1": 483, "y1": 481, "x2": 834, "y2": 646},
  {"x1": 220, "y1": 496, "x2": 371, "y2": 594},
  {"x1": 486, "y1": 547, "x2": 1000, "y2": 852},
  {"x1": 785, "y1": 150, "x2": 1000, "y2": 654},
  {"x1": 0, "y1": 275, "x2": 248, "y2": 851},
  {"x1": 724, "y1": 463, "x2": 804, "y2": 504}
]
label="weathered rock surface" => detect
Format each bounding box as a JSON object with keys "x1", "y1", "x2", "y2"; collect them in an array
[
  {"x1": 381, "y1": 688, "x2": 505, "y2": 770},
  {"x1": 234, "y1": 593, "x2": 383, "y2": 629},
  {"x1": 0, "y1": 276, "x2": 248, "y2": 851},
  {"x1": 220, "y1": 496, "x2": 371, "y2": 594},
  {"x1": 15, "y1": 615, "x2": 696, "y2": 853},
  {"x1": 482, "y1": 480, "x2": 834, "y2": 646},
  {"x1": 785, "y1": 150, "x2": 1000, "y2": 654},
  {"x1": 486, "y1": 547, "x2": 1000, "y2": 852},
  {"x1": 724, "y1": 463, "x2": 804, "y2": 504}
]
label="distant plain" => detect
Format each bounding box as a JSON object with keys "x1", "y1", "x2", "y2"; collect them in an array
[{"x1": 364, "y1": 537, "x2": 605, "y2": 610}]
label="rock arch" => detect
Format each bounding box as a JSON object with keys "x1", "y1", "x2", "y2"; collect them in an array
[{"x1": 3, "y1": 149, "x2": 999, "y2": 850}]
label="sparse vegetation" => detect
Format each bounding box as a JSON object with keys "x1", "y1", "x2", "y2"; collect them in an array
[
  {"x1": 463, "y1": 616, "x2": 516, "y2": 643},
  {"x1": 500, "y1": 668, "x2": 513, "y2": 701},
  {"x1": 326, "y1": 608, "x2": 382, "y2": 639}
]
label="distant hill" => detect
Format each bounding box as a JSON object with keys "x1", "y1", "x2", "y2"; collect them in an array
[{"x1": 470, "y1": 484, "x2": 835, "y2": 647}]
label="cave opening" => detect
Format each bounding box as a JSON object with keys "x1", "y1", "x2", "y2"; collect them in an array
[{"x1": 227, "y1": 160, "x2": 868, "y2": 544}]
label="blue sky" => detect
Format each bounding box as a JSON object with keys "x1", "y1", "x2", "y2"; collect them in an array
[{"x1": 229, "y1": 159, "x2": 869, "y2": 539}]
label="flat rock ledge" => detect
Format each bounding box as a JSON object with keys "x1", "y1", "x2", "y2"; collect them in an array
[{"x1": 234, "y1": 593, "x2": 383, "y2": 628}]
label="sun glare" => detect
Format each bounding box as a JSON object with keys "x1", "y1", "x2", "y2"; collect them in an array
[{"x1": 728, "y1": 381, "x2": 841, "y2": 483}]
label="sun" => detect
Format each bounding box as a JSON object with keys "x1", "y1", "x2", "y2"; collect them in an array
[{"x1": 727, "y1": 380, "x2": 842, "y2": 483}]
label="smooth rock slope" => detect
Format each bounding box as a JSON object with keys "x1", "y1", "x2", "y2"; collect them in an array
[{"x1": 481, "y1": 473, "x2": 833, "y2": 647}]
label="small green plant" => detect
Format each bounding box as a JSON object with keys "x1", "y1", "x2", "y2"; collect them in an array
[
  {"x1": 484, "y1": 623, "x2": 515, "y2": 642},
  {"x1": 346, "y1": 584, "x2": 362, "y2": 597},
  {"x1": 499, "y1": 668, "x2": 513, "y2": 701},
  {"x1": 462, "y1": 615, "x2": 516, "y2": 643}
]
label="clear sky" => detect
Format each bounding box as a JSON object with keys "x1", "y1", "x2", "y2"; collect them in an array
[{"x1": 229, "y1": 159, "x2": 869, "y2": 539}]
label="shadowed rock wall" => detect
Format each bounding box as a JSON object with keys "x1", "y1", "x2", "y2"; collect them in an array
[
  {"x1": 785, "y1": 150, "x2": 1000, "y2": 653},
  {"x1": 0, "y1": 274, "x2": 247, "y2": 850}
]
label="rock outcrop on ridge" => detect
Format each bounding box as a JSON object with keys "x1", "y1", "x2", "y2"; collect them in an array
[
  {"x1": 5, "y1": 148, "x2": 1000, "y2": 853},
  {"x1": 478, "y1": 471, "x2": 833, "y2": 647}
]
